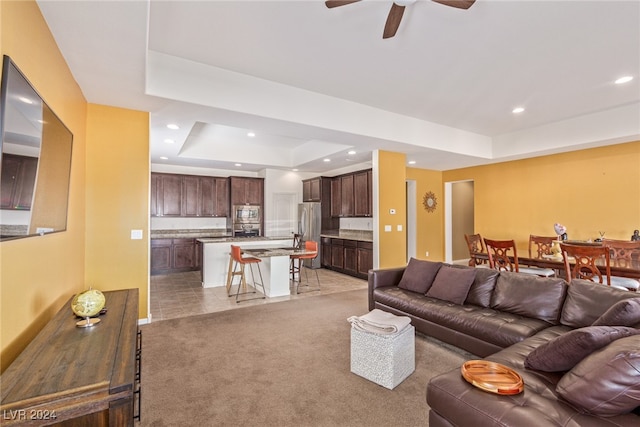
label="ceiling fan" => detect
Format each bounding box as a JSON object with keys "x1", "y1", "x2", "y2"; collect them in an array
[{"x1": 325, "y1": 0, "x2": 476, "y2": 39}]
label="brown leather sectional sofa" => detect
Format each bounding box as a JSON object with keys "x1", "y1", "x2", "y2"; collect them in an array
[{"x1": 368, "y1": 259, "x2": 640, "y2": 426}]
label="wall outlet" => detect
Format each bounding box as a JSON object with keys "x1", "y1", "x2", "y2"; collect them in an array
[
  {"x1": 425, "y1": 251, "x2": 429, "y2": 257},
  {"x1": 397, "y1": 224, "x2": 402, "y2": 231}
]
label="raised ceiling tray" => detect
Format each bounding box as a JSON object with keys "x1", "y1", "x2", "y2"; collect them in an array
[{"x1": 461, "y1": 360, "x2": 524, "y2": 395}]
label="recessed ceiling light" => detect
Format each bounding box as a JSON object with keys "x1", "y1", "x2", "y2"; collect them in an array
[
  {"x1": 163, "y1": 139, "x2": 175, "y2": 144},
  {"x1": 292, "y1": 168, "x2": 299, "y2": 172},
  {"x1": 159, "y1": 156, "x2": 168, "y2": 160},
  {"x1": 247, "y1": 132, "x2": 256, "y2": 137},
  {"x1": 615, "y1": 76, "x2": 633, "y2": 84},
  {"x1": 166, "y1": 123, "x2": 179, "y2": 130},
  {"x1": 235, "y1": 163, "x2": 242, "y2": 167},
  {"x1": 19, "y1": 96, "x2": 33, "y2": 104},
  {"x1": 512, "y1": 107, "x2": 525, "y2": 114},
  {"x1": 408, "y1": 160, "x2": 416, "y2": 165},
  {"x1": 348, "y1": 150, "x2": 356, "y2": 155},
  {"x1": 323, "y1": 158, "x2": 331, "y2": 162}
]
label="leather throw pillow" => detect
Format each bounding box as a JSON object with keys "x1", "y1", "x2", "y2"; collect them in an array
[
  {"x1": 592, "y1": 297, "x2": 640, "y2": 327},
  {"x1": 524, "y1": 325, "x2": 640, "y2": 372},
  {"x1": 397, "y1": 258, "x2": 442, "y2": 294},
  {"x1": 425, "y1": 265, "x2": 476, "y2": 305}
]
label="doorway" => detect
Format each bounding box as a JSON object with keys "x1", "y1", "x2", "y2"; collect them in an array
[{"x1": 445, "y1": 180, "x2": 475, "y2": 263}]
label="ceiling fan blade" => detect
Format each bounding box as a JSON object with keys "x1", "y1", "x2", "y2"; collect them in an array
[
  {"x1": 431, "y1": 0, "x2": 475, "y2": 10},
  {"x1": 383, "y1": 3, "x2": 406, "y2": 39},
  {"x1": 325, "y1": 0, "x2": 361, "y2": 8}
]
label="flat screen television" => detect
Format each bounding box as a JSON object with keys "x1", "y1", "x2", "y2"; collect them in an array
[{"x1": 0, "y1": 55, "x2": 73, "y2": 241}]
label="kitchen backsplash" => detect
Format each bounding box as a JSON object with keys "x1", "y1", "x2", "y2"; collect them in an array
[
  {"x1": 151, "y1": 216, "x2": 228, "y2": 230},
  {"x1": 339, "y1": 217, "x2": 373, "y2": 231}
]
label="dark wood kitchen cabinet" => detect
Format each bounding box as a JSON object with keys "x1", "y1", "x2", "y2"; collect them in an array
[
  {"x1": 354, "y1": 169, "x2": 372, "y2": 217},
  {"x1": 330, "y1": 169, "x2": 371, "y2": 218},
  {"x1": 356, "y1": 241, "x2": 374, "y2": 279},
  {"x1": 199, "y1": 177, "x2": 229, "y2": 217},
  {"x1": 151, "y1": 238, "x2": 198, "y2": 275},
  {"x1": 151, "y1": 173, "x2": 229, "y2": 217},
  {"x1": 322, "y1": 237, "x2": 373, "y2": 279},
  {"x1": 1, "y1": 153, "x2": 38, "y2": 210},
  {"x1": 229, "y1": 176, "x2": 264, "y2": 206},
  {"x1": 150, "y1": 173, "x2": 183, "y2": 217},
  {"x1": 302, "y1": 177, "x2": 321, "y2": 202}
]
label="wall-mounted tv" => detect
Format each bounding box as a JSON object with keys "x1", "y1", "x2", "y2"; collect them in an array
[{"x1": 0, "y1": 55, "x2": 73, "y2": 241}]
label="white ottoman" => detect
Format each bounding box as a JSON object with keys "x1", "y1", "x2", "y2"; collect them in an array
[{"x1": 350, "y1": 324, "x2": 415, "y2": 389}]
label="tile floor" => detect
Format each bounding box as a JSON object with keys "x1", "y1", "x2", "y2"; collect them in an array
[{"x1": 149, "y1": 267, "x2": 368, "y2": 322}]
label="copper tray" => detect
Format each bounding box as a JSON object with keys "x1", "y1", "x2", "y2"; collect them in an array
[{"x1": 461, "y1": 360, "x2": 524, "y2": 395}]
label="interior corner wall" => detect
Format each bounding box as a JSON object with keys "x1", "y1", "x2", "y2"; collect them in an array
[
  {"x1": 377, "y1": 150, "x2": 407, "y2": 268},
  {"x1": 406, "y1": 167, "x2": 444, "y2": 261},
  {"x1": 1, "y1": 0, "x2": 87, "y2": 372},
  {"x1": 442, "y1": 141, "x2": 640, "y2": 253},
  {"x1": 85, "y1": 104, "x2": 149, "y2": 320}
]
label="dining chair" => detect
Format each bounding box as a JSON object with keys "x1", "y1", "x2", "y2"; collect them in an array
[
  {"x1": 484, "y1": 238, "x2": 554, "y2": 277},
  {"x1": 601, "y1": 239, "x2": 640, "y2": 291},
  {"x1": 559, "y1": 242, "x2": 629, "y2": 291},
  {"x1": 529, "y1": 235, "x2": 556, "y2": 258},
  {"x1": 229, "y1": 245, "x2": 266, "y2": 303},
  {"x1": 464, "y1": 233, "x2": 488, "y2": 267},
  {"x1": 290, "y1": 240, "x2": 320, "y2": 294}
]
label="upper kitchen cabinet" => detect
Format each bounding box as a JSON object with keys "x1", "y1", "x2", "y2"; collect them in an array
[
  {"x1": 354, "y1": 169, "x2": 372, "y2": 217},
  {"x1": 229, "y1": 176, "x2": 264, "y2": 206},
  {"x1": 151, "y1": 173, "x2": 182, "y2": 216},
  {"x1": 200, "y1": 177, "x2": 229, "y2": 217},
  {"x1": 331, "y1": 169, "x2": 371, "y2": 218},
  {"x1": 151, "y1": 172, "x2": 230, "y2": 217},
  {"x1": 302, "y1": 177, "x2": 321, "y2": 202}
]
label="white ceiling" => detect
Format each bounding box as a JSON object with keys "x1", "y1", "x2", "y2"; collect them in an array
[{"x1": 36, "y1": 0, "x2": 640, "y2": 173}]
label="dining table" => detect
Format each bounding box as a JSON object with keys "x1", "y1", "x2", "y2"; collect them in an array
[{"x1": 472, "y1": 253, "x2": 640, "y2": 281}]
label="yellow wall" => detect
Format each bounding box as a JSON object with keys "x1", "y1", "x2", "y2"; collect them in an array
[
  {"x1": 406, "y1": 167, "x2": 444, "y2": 261},
  {"x1": 85, "y1": 104, "x2": 149, "y2": 320},
  {"x1": 377, "y1": 150, "x2": 407, "y2": 268},
  {"x1": 442, "y1": 141, "x2": 640, "y2": 253},
  {"x1": 1, "y1": 1, "x2": 150, "y2": 372},
  {"x1": 1, "y1": 0, "x2": 87, "y2": 371}
]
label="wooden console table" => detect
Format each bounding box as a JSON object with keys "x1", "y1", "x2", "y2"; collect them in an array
[{"x1": 1, "y1": 289, "x2": 140, "y2": 426}]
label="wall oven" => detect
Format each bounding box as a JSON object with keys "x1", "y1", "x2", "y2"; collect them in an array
[{"x1": 233, "y1": 223, "x2": 261, "y2": 237}]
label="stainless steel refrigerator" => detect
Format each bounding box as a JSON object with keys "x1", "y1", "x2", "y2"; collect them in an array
[{"x1": 298, "y1": 202, "x2": 322, "y2": 269}]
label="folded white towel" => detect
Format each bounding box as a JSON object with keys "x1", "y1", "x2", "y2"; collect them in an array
[{"x1": 347, "y1": 309, "x2": 412, "y2": 335}]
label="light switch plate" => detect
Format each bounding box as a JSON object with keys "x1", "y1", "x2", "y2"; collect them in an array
[
  {"x1": 384, "y1": 225, "x2": 392, "y2": 232},
  {"x1": 131, "y1": 229, "x2": 143, "y2": 240}
]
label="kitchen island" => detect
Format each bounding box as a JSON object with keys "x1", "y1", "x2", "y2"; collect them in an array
[{"x1": 198, "y1": 236, "x2": 297, "y2": 297}]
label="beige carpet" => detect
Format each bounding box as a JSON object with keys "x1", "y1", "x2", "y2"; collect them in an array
[{"x1": 139, "y1": 288, "x2": 472, "y2": 426}]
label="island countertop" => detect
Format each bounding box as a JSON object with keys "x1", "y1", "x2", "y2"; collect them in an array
[
  {"x1": 198, "y1": 235, "x2": 294, "y2": 244},
  {"x1": 151, "y1": 228, "x2": 231, "y2": 239}
]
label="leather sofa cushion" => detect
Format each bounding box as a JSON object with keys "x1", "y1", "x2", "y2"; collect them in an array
[
  {"x1": 491, "y1": 271, "x2": 567, "y2": 324},
  {"x1": 556, "y1": 335, "x2": 640, "y2": 417},
  {"x1": 450, "y1": 265, "x2": 499, "y2": 308},
  {"x1": 429, "y1": 329, "x2": 640, "y2": 427},
  {"x1": 397, "y1": 258, "x2": 442, "y2": 294},
  {"x1": 561, "y1": 280, "x2": 640, "y2": 328},
  {"x1": 426, "y1": 265, "x2": 476, "y2": 305},
  {"x1": 592, "y1": 298, "x2": 640, "y2": 328},
  {"x1": 524, "y1": 326, "x2": 640, "y2": 372},
  {"x1": 374, "y1": 287, "x2": 550, "y2": 348}
]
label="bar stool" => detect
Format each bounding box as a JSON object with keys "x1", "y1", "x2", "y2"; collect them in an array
[
  {"x1": 290, "y1": 233, "x2": 303, "y2": 281},
  {"x1": 228, "y1": 245, "x2": 266, "y2": 303},
  {"x1": 290, "y1": 241, "x2": 320, "y2": 294}
]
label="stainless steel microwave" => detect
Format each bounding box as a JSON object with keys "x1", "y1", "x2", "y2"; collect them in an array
[{"x1": 233, "y1": 205, "x2": 261, "y2": 223}]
